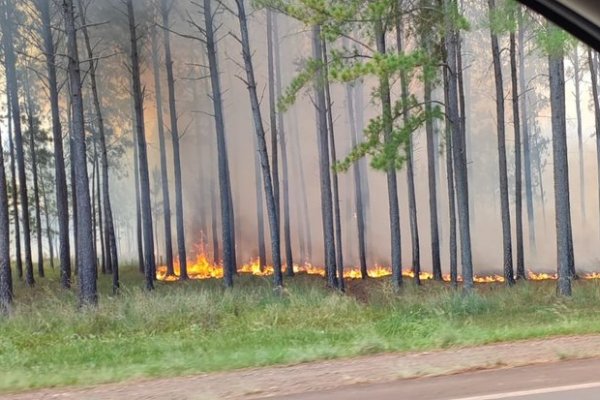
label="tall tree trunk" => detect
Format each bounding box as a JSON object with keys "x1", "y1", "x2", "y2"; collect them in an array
[
  {"x1": 63, "y1": 0, "x2": 97, "y2": 305},
  {"x1": 0, "y1": 126, "x2": 12, "y2": 314},
  {"x1": 127, "y1": 0, "x2": 155, "y2": 290},
  {"x1": 6, "y1": 92, "x2": 22, "y2": 280},
  {"x1": 95, "y1": 153, "x2": 104, "y2": 280},
  {"x1": 549, "y1": 52, "x2": 572, "y2": 297},
  {"x1": 204, "y1": 0, "x2": 235, "y2": 286},
  {"x1": 150, "y1": 23, "x2": 175, "y2": 277},
  {"x1": 445, "y1": 0, "x2": 473, "y2": 291},
  {"x1": 375, "y1": 21, "x2": 402, "y2": 290},
  {"x1": 489, "y1": 0, "x2": 514, "y2": 285},
  {"x1": 312, "y1": 25, "x2": 338, "y2": 288},
  {"x1": 267, "y1": 9, "x2": 280, "y2": 240},
  {"x1": 345, "y1": 82, "x2": 368, "y2": 278},
  {"x1": 37, "y1": 0, "x2": 70, "y2": 287},
  {"x1": 161, "y1": 0, "x2": 188, "y2": 280},
  {"x1": 510, "y1": 31, "x2": 525, "y2": 280},
  {"x1": 396, "y1": 6, "x2": 421, "y2": 285},
  {"x1": 24, "y1": 76, "x2": 45, "y2": 278},
  {"x1": 68, "y1": 105, "x2": 78, "y2": 273},
  {"x1": 235, "y1": 0, "x2": 283, "y2": 288},
  {"x1": 322, "y1": 39, "x2": 344, "y2": 289},
  {"x1": 443, "y1": 60, "x2": 458, "y2": 287},
  {"x1": 518, "y1": 8, "x2": 536, "y2": 251},
  {"x1": 133, "y1": 115, "x2": 144, "y2": 274},
  {"x1": 77, "y1": 0, "x2": 118, "y2": 288},
  {"x1": 1, "y1": 0, "x2": 34, "y2": 287},
  {"x1": 589, "y1": 48, "x2": 600, "y2": 239},
  {"x1": 273, "y1": 13, "x2": 294, "y2": 277}
]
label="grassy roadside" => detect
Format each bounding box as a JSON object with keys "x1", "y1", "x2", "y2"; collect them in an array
[{"x1": 2, "y1": 267, "x2": 600, "y2": 393}]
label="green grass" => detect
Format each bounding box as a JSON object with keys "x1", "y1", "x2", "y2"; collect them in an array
[{"x1": 2, "y1": 267, "x2": 600, "y2": 393}]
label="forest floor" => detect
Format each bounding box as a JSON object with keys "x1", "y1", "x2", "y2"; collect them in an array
[
  {"x1": 3, "y1": 334, "x2": 600, "y2": 399},
  {"x1": 3, "y1": 267, "x2": 600, "y2": 396}
]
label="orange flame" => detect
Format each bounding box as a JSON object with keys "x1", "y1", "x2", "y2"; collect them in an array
[{"x1": 156, "y1": 251, "x2": 600, "y2": 283}]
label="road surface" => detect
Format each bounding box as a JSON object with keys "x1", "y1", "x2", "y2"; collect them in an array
[{"x1": 273, "y1": 357, "x2": 600, "y2": 399}]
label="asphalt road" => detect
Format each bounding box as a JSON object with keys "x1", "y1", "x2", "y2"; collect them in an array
[{"x1": 271, "y1": 357, "x2": 600, "y2": 400}]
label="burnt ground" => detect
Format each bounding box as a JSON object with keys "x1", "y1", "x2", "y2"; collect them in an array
[{"x1": 3, "y1": 335, "x2": 600, "y2": 400}]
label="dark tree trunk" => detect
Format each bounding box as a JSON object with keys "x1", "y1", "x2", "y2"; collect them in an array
[
  {"x1": 235, "y1": 0, "x2": 283, "y2": 288},
  {"x1": 77, "y1": 0, "x2": 118, "y2": 288},
  {"x1": 6, "y1": 92, "x2": 22, "y2": 281},
  {"x1": 127, "y1": 0, "x2": 156, "y2": 290},
  {"x1": 266, "y1": 9, "x2": 280, "y2": 240},
  {"x1": 150, "y1": 23, "x2": 175, "y2": 278},
  {"x1": 24, "y1": 78, "x2": 45, "y2": 278},
  {"x1": 0, "y1": 127, "x2": 12, "y2": 314},
  {"x1": 273, "y1": 13, "x2": 294, "y2": 277},
  {"x1": 161, "y1": 0, "x2": 188, "y2": 280},
  {"x1": 69, "y1": 111, "x2": 78, "y2": 274},
  {"x1": 489, "y1": 0, "x2": 514, "y2": 285},
  {"x1": 63, "y1": 0, "x2": 97, "y2": 305},
  {"x1": 549, "y1": 53, "x2": 572, "y2": 297},
  {"x1": 396, "y1": 8, "x2": 420, "y2": 285},
  {"x1": 345, "y1": 82, "x2": 368, "y2": 279},
  {"x1": 445, "y1": 0, "x2": 473, "y2": 291},
  {"x1": 443, "y1": 62, "x2": 458, "y2": 288},
  {"x1": 589, "y1": 48, "x2": 600, "y2": 239},
  {"x1": 133, "y1": 116, "x2": 144, "y2": 274},
  {"x1": 37, "y1": 0, "x2": 70, "y2": 287},
  {"x1": 375, "y1": 21, "x2": 402, "y2": 290},
  {"x1": 312, "y1": 25, "x2": 338, "y2": 288},
  {"x1": 1, "y1": 0, "x2": 34, "y2": 287},
  {"x1": 322, "y1": 40, "x2": 344, "y2": 289},
  {"x1": 518, "y1": 9, "x2": 536, "y2": 251},
  {"x1": 510, "y1": 31, "x2": 526, "y2": 280},
  {"x1": 204, "y1": 0, "x2": 235, "y2": 287}
]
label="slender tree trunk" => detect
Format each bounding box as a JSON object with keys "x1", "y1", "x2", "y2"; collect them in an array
[
  {"x1": 204, "y1": 0, "x2": 235, "y2": 286},
  {"x1": 0, "y1": 126, "x2": 12, "y2": 314},
  {"x1": 267, "y1": 9, "x2": 280, "y2": 238},
  {"x1": 24, "y1": 81, "x2": 45, "y2": 278},
  {"x1": 95, "y1": 154, "x2": 105, "y2": 279},
  {"x1": 133, "y1": 115, "x2": 144, "y2": 274},
  {"x1": 161, "y1": 0, "x2": 188, "y2": 280},
  {"x1": 375, "y1": 21, "x2": 402, "y2": 290},
  {"x1": 273, "y1": 13, "x2": 294, "y2": 277},
  {"x1": 1, "y1": 0, "x2": 34, "y2": 287},
  {"x1": 6, "y1": 92, "x2": 22, "y2": 281},
  {"x1": 150, "y1": 24, "x2": 175, "y2": 277},
  {"x1": 510, "y1": 31, "x2": 525, "y2": 280},
  {"x1": 549, "y1": 53, "x2": 572, "y2": 297},
  {"x1": 312, "y1": 25, "x2": 337, "y2": 288},
  {"x1": 589, "y1": 48, "x2": 600, "y2": 239},
  {"x1": 518, "y1": 9, "x2": 536, "y2": 251},
  {"x1": 235, "y1": 0, "x2": 283, "y2": 288},
  {"x1": 396, "y1": 7, "x2": 420, "y2": 285},
  {"x1": 63, "y1": 0, "x2": 97, "y2": 305},
  {"x1": 445, "y1": 0, "x2": 473, "y2": 291},
  {"x1": 345, "y1": 82, "x2": 368, "y2": 278},
  {"x1": 489, "y1": 0, "x2": 514, "y2": 285},
  {"x1": 37, "y1": 0, "x2": 70, "y2": 287},
  {"x1": 322, "y1": 40, "x2": 344, "y2": 289},
  {"x1": 443, "y1": 61, "x2": 458, "y2": 287},
  {"x1": 127, "y1": 0, "x2": 155, "y2": 290},
  {"x1": 77, "y1": 0, "x2": 118, "y2": 287},
  {"x1": 68, "y1": 106, "x2": 78, "y2": 273}
]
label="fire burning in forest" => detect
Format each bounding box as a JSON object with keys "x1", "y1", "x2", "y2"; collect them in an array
[{"x1": 156, "y1": 252, "x2": 600, "y2": 283}]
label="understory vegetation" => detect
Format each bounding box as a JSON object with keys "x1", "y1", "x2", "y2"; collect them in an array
[{"x1": 2, "y1": 267, "x2": 600, "y2": 393}]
